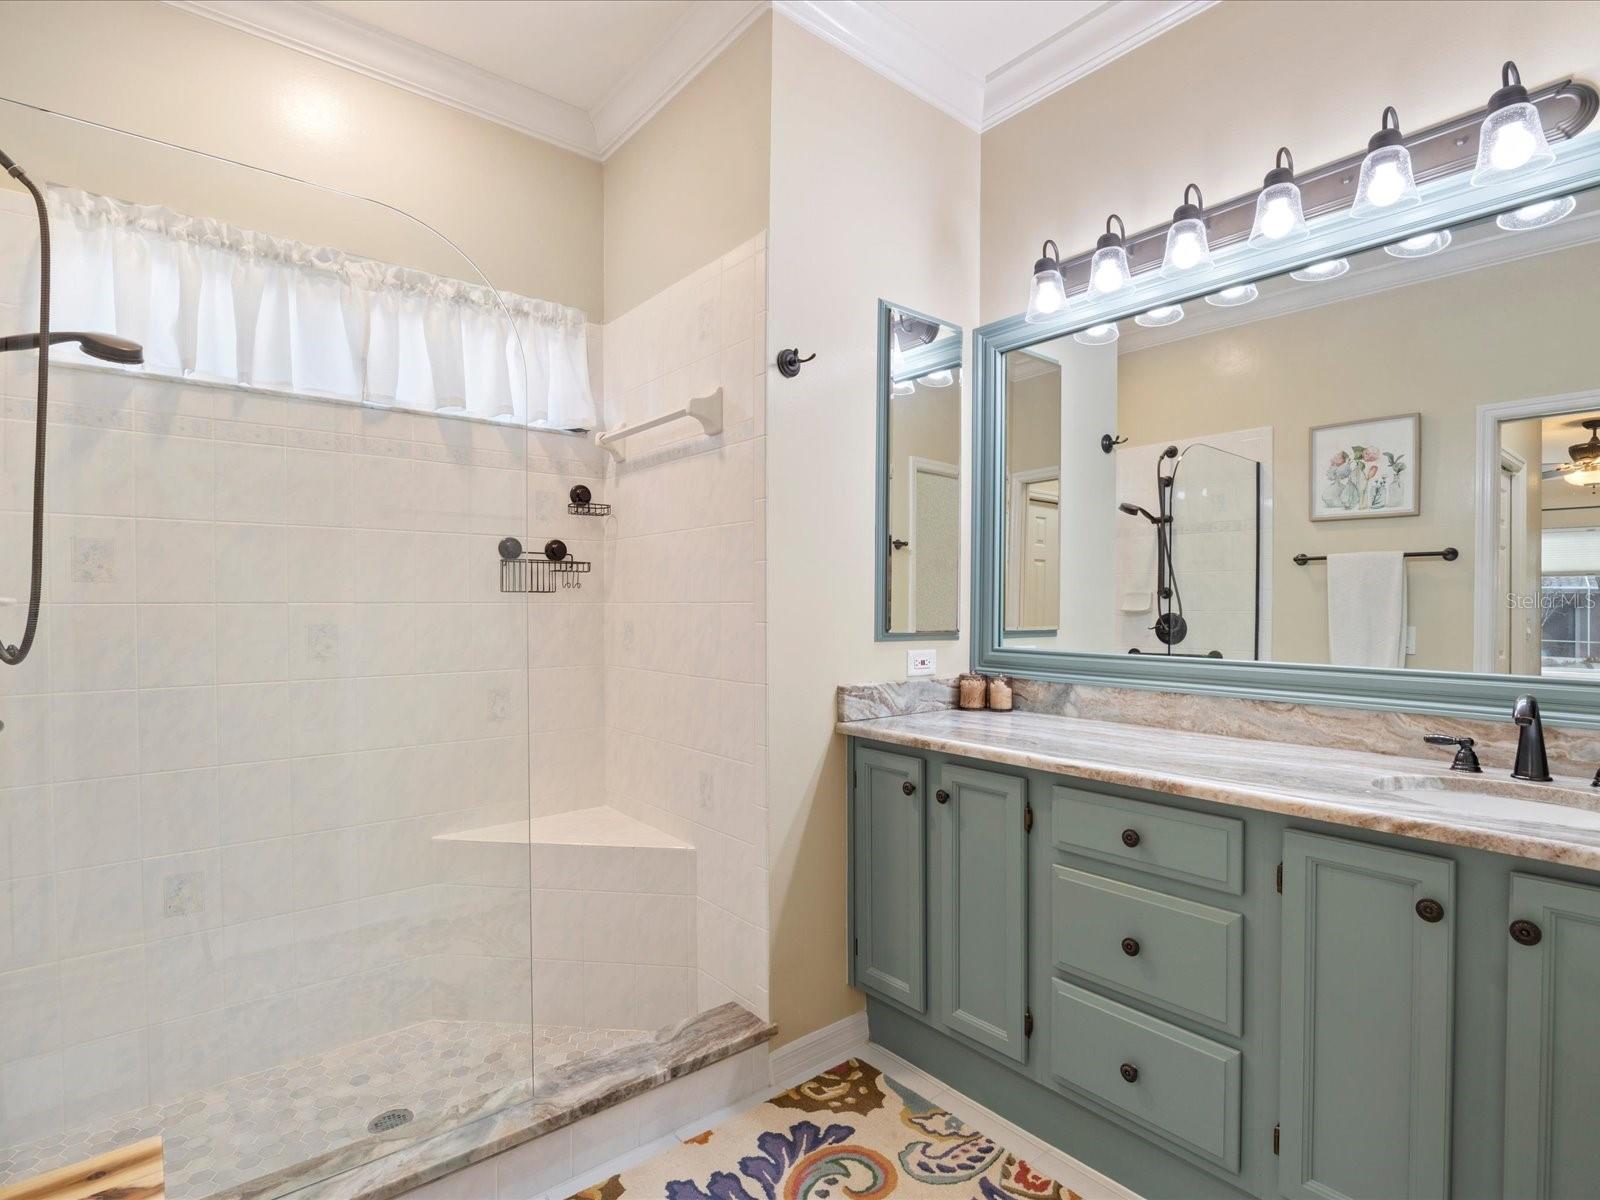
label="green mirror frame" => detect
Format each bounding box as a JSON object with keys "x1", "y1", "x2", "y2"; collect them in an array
[
  {"x1": 971, "y1": 131, "x2": 1600, "y2": 727},
  {"x1": 877, "y1": 299, "x2": 963, "y2": 641}
]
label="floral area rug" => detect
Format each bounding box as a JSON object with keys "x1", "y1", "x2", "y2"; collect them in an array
[{"x1": 564, "y1": 1058, "x2": 1081, "y2": 1200}]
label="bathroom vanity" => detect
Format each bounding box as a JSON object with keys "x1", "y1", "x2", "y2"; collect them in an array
[{"x1": 840, "y1": 700, "x2": 1600, "y2": 1200}]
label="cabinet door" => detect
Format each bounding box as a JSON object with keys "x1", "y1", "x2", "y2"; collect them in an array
[
  {"x1": 1279, "y1": 831, "x2": 1454, "y2": 1200},
  {"x1": 933, "y1": 764, "x2": 1028, "y2": 1062},
  {"x1": 852, "y1": 747, "x2": 927, "y2": 1011},
  {"x1": 1504, "y1": 873, "x2": 1600, "y2": 1199}
]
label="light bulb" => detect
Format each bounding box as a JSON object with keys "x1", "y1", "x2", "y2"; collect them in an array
[
  {"x1": 1351, "y1": 109, "x2": 1421, "y2": 217},
  {"x1": 1167, "y1": 227, "x2": 1205, "y2": 270},
  {"x1": 1496, "y1": 195, "x2": 1576, "y2": 231},
  {"x1": 1160, "y1": 185, "x2": 1213, "y2": 278},
  {"x1": 1205, "y1": 284, "x2": 1259, "y2": 308},
  {"x1": 1134, "y1": 305, "x2": 1184, "y2": 328},
  {"x1": 1472, "y1": 63, "x2": 1556, "y2": 186},
  {"x1": 1384, "y1": 229, "x2": 1451, "y2": 258},
  {"x1": 1090, "y1": 246, "x2": 1131, "y2": 295},
  {"x1": 1369, "y1": 161, "x2": 1405, "y2": 206},
  {"x1": 1261, "y1": 196, "x2": 1295, "y2": 238},
  {"x1": 1024, "y1": 240, "x2": 1067, "y2": 324},
  {"x1": 1290, "y1": 258, "x2": 1350, "y2": 282},
  {"x1": 1073, "y1": 323, "x2": 1119, "y2": 346},
  {"x1": 1250, "y1": 149, "x2": 1308, "y2": 245}
]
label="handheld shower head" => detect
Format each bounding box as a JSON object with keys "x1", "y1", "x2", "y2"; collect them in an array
[
  {"x1": 1118, "y1": 502, "x2": 1163, "y2": 525},
  {"x1": 0, "y1": 330, "x2": 144, "y2": 365}
]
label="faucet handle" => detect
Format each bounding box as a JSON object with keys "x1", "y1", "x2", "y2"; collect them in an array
[{"x1": 1425, "y1": 734, "x2": 1482, "y2": 773}]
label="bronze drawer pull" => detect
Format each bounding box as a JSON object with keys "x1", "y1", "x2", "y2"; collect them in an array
[
  {"x1": 1120, "y1": 828, "x2": 1141, "y2": 848},
  {"x1": 936, "y1": 789, "x2": 950, "y2": 804},
  {"x1": 1120, "y1": 1062, "x2": 1139, "y2": 1083},
  {"x1": 1415, "y1": 898, "x2": 1445, "y2": 923},
  {"x1": 902, "y1": 781, "x2": 916, "y2": 796},
  {"x1": 1121, "y1": 937, "x2": 1140, "y2": 957},
  {"x1": 1509, "y1": 918, "x2": 1542, "y2": 946}
]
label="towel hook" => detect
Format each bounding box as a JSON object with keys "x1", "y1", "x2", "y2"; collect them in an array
[{"x1": 776, "y1": 348, "x2": 816, "y2": 378}]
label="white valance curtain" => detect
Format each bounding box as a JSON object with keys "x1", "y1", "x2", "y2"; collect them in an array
[{"x1": 45, "y1": 186, "x2": 597, "y2": 430}]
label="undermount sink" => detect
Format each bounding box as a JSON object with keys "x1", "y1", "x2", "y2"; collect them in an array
[{"x1": 1370, "y1": 772, "x2": 1600, "y2": 813}]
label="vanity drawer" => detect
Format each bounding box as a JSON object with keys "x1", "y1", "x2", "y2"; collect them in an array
[
  {"x1": 1050, "y1": 979, "x2": 1241, "y2": 1172},
  {"x1": 1052, "y1": 866, "x2": 1243, "y2": 1033},
  {"x1": 1052, "y1": 786, "x2": 1244, "y2": 894}
]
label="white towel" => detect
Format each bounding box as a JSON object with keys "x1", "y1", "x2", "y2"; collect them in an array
[{"x1": 1327, "y1": 551, "x2": 1407, "y2": 668}]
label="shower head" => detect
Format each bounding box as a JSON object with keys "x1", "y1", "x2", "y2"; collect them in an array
[
  {"x1": 0, "y1": 330, "x2": 144, "y2": 364},
  {"x1": 1118, "y1": 502, "x2": 1163, "y2": 525}
]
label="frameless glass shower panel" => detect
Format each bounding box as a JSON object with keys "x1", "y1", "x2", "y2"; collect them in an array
[
  {"x1": 1169, "y1": 444, "x2": 1262, "y2": 660},
  {"x1": 0, "y1": 99, "x2": 533, "y2": 1199}
]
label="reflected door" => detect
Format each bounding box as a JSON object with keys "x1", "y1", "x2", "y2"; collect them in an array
[{"x1": 911, "y1": 461, "x2": 959, "y2": 631}]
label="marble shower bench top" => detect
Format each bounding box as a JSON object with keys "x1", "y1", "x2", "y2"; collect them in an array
[{"x1": 838, "y1": 707, "x2": 1600, "y2": 870}]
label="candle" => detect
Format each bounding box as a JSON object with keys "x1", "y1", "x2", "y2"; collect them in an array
[
  {"x1": 958, "y1": 673, "x2": 987, "y2": 710},
  {"x1": 988, "y1": 676, "x2": 1014, "y2": 712}
]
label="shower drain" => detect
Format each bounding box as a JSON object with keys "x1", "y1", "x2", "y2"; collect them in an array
[{"x1": 368, "y1": 1107, "x2": 415, "y2": 1134}]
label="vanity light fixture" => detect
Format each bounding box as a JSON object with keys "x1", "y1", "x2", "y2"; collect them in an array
[
  {"x1": 1073, "y1": 322, "x2": 1120, "y2": 345},
  {"x1": 1497, "y1": 194, "x2": 1577, "y2": 230},
  {"x1": 1473, "y1": 61, "x2": 1557, "y2": 186},
  {"x1": 1290, "y1": 258, "x2": 1350, "y2": 281},
  {"x1": 1384, "y1": 229, "x2": 1452, "y2": 258},
  {"x1": 1205, "y1": 283, "x2": 1259, "y2": 307},
  {"x1": 1248, "y1": 148, "x2": 1308, "y2": 246},
  {"x1": 1161, "y1": 184, "x2": 1213, "y2": 276},
  {"x1": 1351, "y1": 107, "x2": 1421, "y2": 216},
  {"x1": 1024, "y1": 239, "x2": 1067, "y2": 324},
  {"x1": 922, "y1": 368, "x2": 957, "y2": 388},
  {"x1": 891, "y1": 379, "x2": 916, "y2": 398},
  {"x1": 1134, "y1": 304, "x2": 1185, "y2": 328},
  {"x1": 1089, "y1": 215, "x2": 1133, "y2": 296}
]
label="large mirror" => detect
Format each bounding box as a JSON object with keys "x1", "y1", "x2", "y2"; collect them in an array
[
  {"x1": 979, "y1": 162, "x2": 1600, "y2": 716},
  {"x1": 878, "y1": 302, "x2": 962, "y2": 639}
]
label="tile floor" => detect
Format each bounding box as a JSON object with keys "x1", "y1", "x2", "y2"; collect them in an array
[{"x1": 0, "y1": 1020, "x2": 651, "y2": 1200}]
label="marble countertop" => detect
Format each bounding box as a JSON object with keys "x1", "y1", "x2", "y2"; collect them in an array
[{"x1": 838, "y1": 708, "x2": 1600, "y2": 869}]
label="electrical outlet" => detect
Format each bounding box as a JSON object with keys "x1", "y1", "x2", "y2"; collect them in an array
[{"x1": 907, "y1": 649, "x2": 936, "y2": 677}]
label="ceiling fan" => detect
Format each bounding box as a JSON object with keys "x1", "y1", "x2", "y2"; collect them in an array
[{"x1": 1543, "y1": 418, "x2": 1600, "y2": 487}]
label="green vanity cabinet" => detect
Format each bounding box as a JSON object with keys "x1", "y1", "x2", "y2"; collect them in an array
[
  {"x1": 932, "y1": 764, "x2": 1030, "y2": 1062},
  {"x1": 850, "y1": 746, "x2": 928, "y2": 1012},
  {"x1": 1503, "y1": 873, "x2": 1600, "y2": 1200},
  {"x1": 1278, "y1": 831, "x2": 1455, "y2": 1200}
]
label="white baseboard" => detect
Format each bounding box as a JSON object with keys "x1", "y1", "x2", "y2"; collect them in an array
[{"x1": 766, "y1": 1009, "x2": 870, "y2": 1088}]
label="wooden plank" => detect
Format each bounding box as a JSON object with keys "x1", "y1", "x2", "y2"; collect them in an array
[{"x1": 0, "y1": 1138, "x2": 164, "y2": 1200}]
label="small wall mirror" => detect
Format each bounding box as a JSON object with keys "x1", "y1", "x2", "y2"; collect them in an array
[{"x1": 877, "y1": 301, "x2": 962, "y2": 640}]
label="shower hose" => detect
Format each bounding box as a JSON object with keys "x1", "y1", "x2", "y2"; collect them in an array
[{"x1": 0, "y1": 149, "x2": 50, "y2": 667}]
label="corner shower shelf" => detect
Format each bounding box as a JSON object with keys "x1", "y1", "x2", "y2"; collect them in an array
[
  {"x1": 594, "y1": 388, "x2": 722, "y2": 462},
  {"x1": 498, "y1": 537, "x2": 591, "y2": 594}
]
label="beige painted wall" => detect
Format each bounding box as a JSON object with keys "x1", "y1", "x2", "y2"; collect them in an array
[
  {"x1": 766, "y1": 14, "x2": 980, "y2": 1047},
  {"x1": 1117, "y1": 241, "x2": 1600, "y2": 671},
  {"x1": 0, "y1": 0, "x2": 603, "y2": 313},
  {"x1": 980, "y1": 0, "x2": 1600, "y2": 321},
  {"x1": 602, "y1": 14, "x2": 771, "y2": 320}
]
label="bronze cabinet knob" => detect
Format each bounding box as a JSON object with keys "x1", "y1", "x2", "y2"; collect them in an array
[
  {"x1": 1120, "y1": 828, "x2": 1142, "y2": 848},
  {"x1": 1415, "y1": 898, "x2": 1445, "y2": 923},
  {"x1": 1120, "y1": 1062, "x2": 1139, "y2": 1083},
  {"x1": 901, "y1": 781, "x2": 916, "y2": 796},
  {"x1": 1121, "y1": 937, "x2": 1140, "y2": 957},
  {"x1": 936, "y1": 789, "x2": 950, "y2": 804},
  {"x1": 1509, "y1": 918, "x2": 1543, "y2": 946}
]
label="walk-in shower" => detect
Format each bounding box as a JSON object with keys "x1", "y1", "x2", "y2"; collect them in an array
[{"x1": 0, "y1": 95, "x2": 769, "y2": 1199}]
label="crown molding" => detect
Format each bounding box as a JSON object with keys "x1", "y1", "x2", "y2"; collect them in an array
[
  {"x1": 592, "y1": 1, "x2": 767, "y2": 158},
  {"x1": 983, "y1": 0, "x2": 1216, "y2": 130},
  {"x1": 773, "y1": 0, "x2": 985, "y2": 130},
  {"x1": 166, "y1": 0, "x2": 764, "y2": 161}
]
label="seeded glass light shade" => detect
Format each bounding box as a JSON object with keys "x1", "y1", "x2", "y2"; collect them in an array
[
  {"x1": 1025, "y1": 239, "x2": 1067, "y2": 324},
  {"x1": 1384, "y1": 229, "x2": 1451, "y2": 258},
  {"x1": 1290, "y1": 258, "x2": 1350, "y2": 282},
  {"x1": 1089, "y1": 215, "x2": 1132, "y2": 296},
  {"x1": 1073, "y1": 323, "x2": 1119, "y2": 346},
  {"x1": 1497, "y1": 195, "x2": 1576, "y2": 230},
  {"x1": 922, "y1": 368, "x2": 956, "y2": 388},
  {"x1": 1205, "y1": 283, "x2": 1259, "y2": 307},
  {"x1": 1473, "y1": 62, "x2": 1556, "y2": 186},
  {"x1": 891, "y1": 379, "x2": 915, "y2": 397},
  {"x1": 1134, "y1": 305, "x2": 1184, "y2": 328},
  {"x1": 1161, "y1": 184, "x2": 1213, "y2": 277},
  {"x1": 1351, "y1": 108, "x2": 1421, "y2": 217},
  {"x1": 1249, "y1": 148, "x2": 1308, "y2": 245}
]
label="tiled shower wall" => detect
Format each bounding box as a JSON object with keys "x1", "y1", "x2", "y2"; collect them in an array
[{"x1": 599, "y1": 235, "x2": 770, "y2": 1021}]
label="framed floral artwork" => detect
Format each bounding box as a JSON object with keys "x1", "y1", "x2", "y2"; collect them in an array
[{"x1": 1309, "y1": 413, "x2": 1419, "y2": 520}]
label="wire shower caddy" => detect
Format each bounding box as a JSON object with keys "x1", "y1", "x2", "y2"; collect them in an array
[{"x1": 498, "y1": 537, "x2": 591, "y2": 593}]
